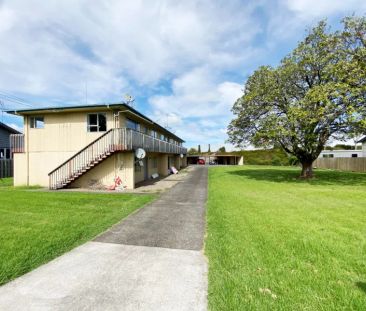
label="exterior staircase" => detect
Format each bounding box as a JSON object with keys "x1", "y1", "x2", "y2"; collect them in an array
[
  {"x1": 48, "y1": 128, "x2": 187, "y2": 190},
  {"x1": 48, "y1": 129, "x2": 125, "y2": 189}
]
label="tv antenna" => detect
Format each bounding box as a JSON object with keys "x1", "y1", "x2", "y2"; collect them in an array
[
  {"x1": 85, "y1": 79, "x2": 88, "y2": 105},
  {"x1": 164, "y1": 113, "x2": 174, "y2": 131},
  {"x1": 124, "y1": 94, "x2": 135, "y2": 108}
]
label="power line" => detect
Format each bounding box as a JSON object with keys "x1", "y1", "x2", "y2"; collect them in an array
[
  {"x1": 0, "y1": 90, "x2": 28, "y2": 103},
  {"x1": 0, "y1": 93, "x2": 34, "y2": 108},
  {"x1": 0, "y1": 94, "x2": 31, "y2": 105}
]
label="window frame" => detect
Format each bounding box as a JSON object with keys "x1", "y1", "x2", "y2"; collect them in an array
[
  {"x1": 87, "y1": 113, "x2": 107, "y2": 132},
  {"x1": 30, "y1": 116, "x2": 45, "y2": 129},
  {"x1": 126, "y1": 118, "x2": 140, "y2": 132},
  {"x1": 0, "y1": 148, "x2": 11, "y2": 159}
]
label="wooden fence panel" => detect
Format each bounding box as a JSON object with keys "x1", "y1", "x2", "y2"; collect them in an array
[
  {"x1": 314, "y1": 158, "x2": 366, "y2": 173},
  {"x1": 0, "y1": 159, "x2": 13, "y2": 178}
]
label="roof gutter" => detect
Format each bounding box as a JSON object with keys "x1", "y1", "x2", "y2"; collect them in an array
[{"x1": 114, "y1": 110, "x2": 154, "y2": 124}]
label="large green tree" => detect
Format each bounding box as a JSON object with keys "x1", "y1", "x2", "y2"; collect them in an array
[{"x1": 228, "y1": 17, "x2": 366, "y2": 178}]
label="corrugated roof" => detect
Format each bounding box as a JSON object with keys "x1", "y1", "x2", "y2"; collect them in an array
[{"x1": 0, "y1": 121, "x2": 21, "y2": 134}]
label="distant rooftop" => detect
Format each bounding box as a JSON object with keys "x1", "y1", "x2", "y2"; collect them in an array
[{"x1": 0, "y1": 121, "x2": 21, "y2": 134}]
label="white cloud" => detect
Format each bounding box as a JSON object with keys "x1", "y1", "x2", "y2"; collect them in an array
[
  {"x1": 149, "y1": 67, "x2": 243, "y2": 149},
  {"x1": 267, "y1": 0, "x2": 366, "y2": 41},
  {"x1": 149, "y1": 67, "x2": 243, "y2": 118},
  {"x1": 0, "y1": 5, "x2": 15, "y2": 33},
  {"x1": 283, "y1": 0, "x2": 366, "y2": 18},
  {"x1": 0, "y1": 0, "x2": 261, "y2": 102},
  {"x1": 0, "y1": 0, "x2": 364, "y2": 148}
]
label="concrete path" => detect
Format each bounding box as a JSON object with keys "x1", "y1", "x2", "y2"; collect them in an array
[
  {"x1": 0, "y1": 166, "x2": 208, "y2": 311},
  {"x1": 95, "y1": 166, "x2": 207, "y2": 250}
]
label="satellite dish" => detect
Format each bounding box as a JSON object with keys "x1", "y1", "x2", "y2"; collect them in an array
[
  {"x1": 135, "y1": 148, "x2": 146, "y2": 159},
  {"x1": 180, "y1": 154, "x2": 184, "y2": 158}
]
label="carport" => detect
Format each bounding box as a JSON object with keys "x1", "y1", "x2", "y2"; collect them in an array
[{"x1": 187, "y1": 154, "x2": 243, "y2": 165}]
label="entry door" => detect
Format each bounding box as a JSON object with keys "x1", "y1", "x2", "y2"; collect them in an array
[
  {"x1": 144, "y1": 157, "x2": 149, "y2": 180},
  {"x1": 168, "y1": 156, "x2": 172, "y2": 169}
]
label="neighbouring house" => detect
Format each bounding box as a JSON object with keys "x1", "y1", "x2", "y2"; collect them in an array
[
  {"x1": 358, "y1": 137, "x2": 366, "y2": 156},
  {"x1": 0, "y1": 122, "x2": 21, "y2": 159},
  {"x1": 319, "y1": 150, "x2": 363, "y2": 158},
  {"x1": 7, "y1": 103, "x2": 187, "y2": 189},
  {"x1": 187, "y1": 153, "x2": 244, "y2": 165},
  {"x1": 318, "y1": 139, "x2": 366, "y2": 159}
]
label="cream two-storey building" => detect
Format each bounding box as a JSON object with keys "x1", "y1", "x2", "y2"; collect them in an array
[{"x1": 9, "y1": 103, "x2": 187, "y2": 190}]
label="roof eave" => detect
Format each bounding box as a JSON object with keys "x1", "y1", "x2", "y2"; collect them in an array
[
  {"x1": 0, "y1": 122, "x2": 21, "y2": 134},
  {"x1": 5, "y1": 103, "x2": 184, "y2": 142}
]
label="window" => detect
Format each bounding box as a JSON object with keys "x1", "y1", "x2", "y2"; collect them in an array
[
  {"x1": 323, "y1": 154, "x2": 334, "y2": 158},
  {"x1": 150, "y1": 130, "x2": 157, "y2": 138},
  {"x1": 30, "y1": 116, "x2": 44, "y2": 129},
  {"x1": 140, "y1": 125, "x2": 149, "y2": 134},
  {"x1": 159, "y1": 134, "x2": 169, "y2": 142},
  {"x1": 87, "y1": 113, "x2": 107, "y2": 132},
  {"x1": 126, "y1": 118, "x2": 140, "y2": 131},
  {"x1": 352, "y1": 154, "x2": 358, "y2": 158},
  {"x1": 0, "y1": 148, "x2": 11, "y2": 159}
]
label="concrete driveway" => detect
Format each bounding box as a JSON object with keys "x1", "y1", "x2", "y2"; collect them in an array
[{"x1": 0, "y1": 166, "x2": 208, "y2": 311}]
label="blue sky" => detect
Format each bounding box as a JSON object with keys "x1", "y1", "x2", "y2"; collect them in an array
[{"x1": 0, "y1": 0, "x2": 365, "y2": 150}]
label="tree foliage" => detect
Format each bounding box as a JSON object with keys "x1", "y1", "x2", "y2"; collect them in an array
[
  {"x1": 228, "y1": 16, "x2": 366, "y2": 178},
  {"x1": 188, "y1": 147, "x2": 198, "y2": 155}
]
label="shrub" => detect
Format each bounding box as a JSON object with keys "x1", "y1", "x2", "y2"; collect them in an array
[{"x1": 237, "y1": 148, "x2": 291, "y2": 166}]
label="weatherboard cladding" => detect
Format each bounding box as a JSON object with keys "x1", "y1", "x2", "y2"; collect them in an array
[
  {"x1": 0, "y1": 123, "x2": 20, "y2": 148},
  {"x1": 6, "y1": 102, "x2": 184, "y2": 143},
  {"x1": 0, "y1": 128, "x2": 9, "y2": 148}
]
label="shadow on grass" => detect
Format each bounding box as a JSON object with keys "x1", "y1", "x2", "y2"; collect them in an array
[
  {"x1": 0, "y1": 178, "x2": 13, "y2": 187},
  {"x1": 227, "y1": 167, "x2": 366, "y2": 186},
  {"x1": 356, "y1": 282, "x2": 366, "y2": 295}
]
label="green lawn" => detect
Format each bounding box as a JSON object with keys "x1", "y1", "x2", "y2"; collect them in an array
[
  {"x1": 0, "y1": 179, "x2": 155, "y2": 285},
  {"x1": 206, "y1": 166, "x2": 366, "y2": 310}
]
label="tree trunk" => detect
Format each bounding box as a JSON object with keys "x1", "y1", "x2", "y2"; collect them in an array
[{"x1": 300, "y1": 161, "x2": 314, "y2": 178}]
